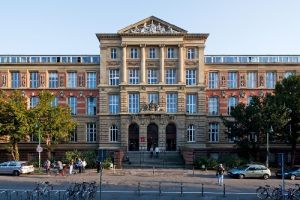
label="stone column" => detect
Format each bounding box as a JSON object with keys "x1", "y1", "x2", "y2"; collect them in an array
[
  {"x1": 198, "y1": 45, "x2": 205, "y2": 85},
  {"x1": 160, "y1": 44, "x2": 165, "y2": 83},
  {"x1": 178, "y1": 44, "x2": 184, "y2": 83},
  {"x1": 140, "y1": 44, "x2": 146, "y2": 84},
  {"x1": 122, "y1": 44, "x2": 127, "y2": 83}
]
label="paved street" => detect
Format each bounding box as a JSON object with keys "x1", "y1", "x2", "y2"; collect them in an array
[{"x1": 0, "y1": 168, "x2": 298, "y2": 199}]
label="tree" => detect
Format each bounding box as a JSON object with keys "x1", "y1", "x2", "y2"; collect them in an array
[
  {"x1": 0, "y1": 91, "x2": 31, "y2": 160},
  {"x1": 274, "y1": 75, "x2": 300, "y2": 165},
  {"x1": 30, "y1": 91, "x2": 77, "y2": 159}
]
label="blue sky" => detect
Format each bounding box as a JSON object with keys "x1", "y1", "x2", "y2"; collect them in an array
[{"x1": 1, "y1": 0, "x2": 300, "y2": 55}]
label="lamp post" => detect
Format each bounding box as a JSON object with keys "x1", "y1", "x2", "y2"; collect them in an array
[{"x1": 266, "y1": 126, "x2": 273, "y2": 168}]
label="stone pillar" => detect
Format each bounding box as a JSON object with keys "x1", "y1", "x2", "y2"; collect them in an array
[
  {"x1": 198, "y1": 45, "x2": 205, "y2": 85},
  {"x1": 140, "y1": 44, "x2": 146, "y2": 84},
  {"x1": 122, "y1": 44, "x2": 127, "y2": 83},
  {"x1": 178, "y1": 44, "x2": 184, "y2": 83},
  {"x1": 160, "y1": 44, "x2": 165, "y2": 83}
]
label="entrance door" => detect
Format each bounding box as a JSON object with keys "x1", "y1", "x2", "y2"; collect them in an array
[
  {"x1": 166, "y1": 123, "x2": 176, "y2": 151},
  {"x1": 128, "y1": 123, "x2": 139, "y2": 151},
  {"x1": 147, "y1": 123, "x2": 158, "y2": 150}
]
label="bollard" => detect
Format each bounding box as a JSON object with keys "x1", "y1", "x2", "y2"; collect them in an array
[
  {"x1": 152, "y1": 166, "x2": 155, "y2": 176},
  {"x1": 193, "y1": 166, "x2": 194, "y2": 176},
  {"x1": 223, "y1": 184, "x2": 226, "y2": 197},
  {"x1": 138, "y1": 182, "x2": 140, "y2": 196},
  {"x1": 201, "y1": 183, "x2": 204, "y2": 197},
  {"x1": 159, "y1": 182, "x2": 161, "y2": 196},
  {"x1": 113, "y1": 165, "x2": 115, "y2": 174},
  {"x1": 180, "y1": 182, "x2": 183, "y2": 197}
]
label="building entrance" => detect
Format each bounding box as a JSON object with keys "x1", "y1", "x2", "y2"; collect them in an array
[
  {"x1": 128, "y1": 123, "x2": 139, "y2": 151},
  {"x1": 166, "y1": 123, "x2": 176, "y2": 151},
  {"x1": 147, "y1": 123, "x2": 158, "y2": 150}
]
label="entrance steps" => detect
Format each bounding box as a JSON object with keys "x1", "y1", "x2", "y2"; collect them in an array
[{"x1": 122, "y1": 151, "x2": 185, "y2": 168}]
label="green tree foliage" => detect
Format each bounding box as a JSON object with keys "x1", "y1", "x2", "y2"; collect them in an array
[
  {"x1": 30, "y1": 91, "x2": 77, "y2": 159},
  {"x1": 0, "y1": 91, "x2": 31, "y2": 160}
]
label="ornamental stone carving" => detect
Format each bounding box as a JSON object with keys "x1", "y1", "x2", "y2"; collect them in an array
[
  {"x1": 127, "y1": 61, "x2": 140, "y2": 66},
  {"x1": 21, "y1": 73, "x2": 26, "y2": 87},
  {"x1": 1, "y1": 74, "x2": 7, "y2": 87},
  {"x1": 140, "y1": 101, "x2": 163, "y2": 112},
  {"x1": 185, "y1": 60, "x2": 199, "y2": 65},
  {"x1": 146, "y1": 61, "x2": 160, "y2": 67},
  {"x1": 107, "y1": 61, "x2": 121, "y2": 66},
  {"x1": 128, "y1": 21, "x2": 179, "y2": 34}
]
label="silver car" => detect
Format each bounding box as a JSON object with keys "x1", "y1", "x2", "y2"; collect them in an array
[
  {"x1": 0, "y1": 161, "x2": 34, "y2": 176},
  {"x1": 228, "y1": 164, "x2": 271, "y2": 179}
]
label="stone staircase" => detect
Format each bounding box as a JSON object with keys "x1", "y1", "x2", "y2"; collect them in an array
[{"x1": 122, "y1": 151, "x2": 185, "y2": 168}]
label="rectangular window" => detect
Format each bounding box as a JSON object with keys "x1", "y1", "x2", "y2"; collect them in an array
[
  {"x1": 187, "y1": 48, "x2": 195, "y2": 59},
  {"x1": 147, "y1": 69, "x2": 158, "y2": 84},
  {"x1": 109, "y1": 95, "x2": 120, "y2": 114},
  {"x1": 148, "y1": 93, "x2": 159, "y2": 104},
  {"x1": 167, "y1": 47, "x2": 175, "y2": 58},
  {"x1": 166, "y1": 68, "x2": 177, "y2": 84},
  {"x1": 208, "y1": 72, "x2": 218, "y2": 89},
  {"x1": 228, "y1": 72, "x2": 237, "y2": 88},
  {"x1": 208, "y1": 97, "x2": 218, "y2": 115},
  {"x1": 51, "y1": 97, "x2": 58, "y2": 107},
  {"x1": 67, "y1": 72, "x2": 77, "y2": 88},
  {"x1": 70, "y1": 127, "x2": 77, "y2": 142},
  {"x1": 129, "y1": 69, "x2": 139, "y2": 84},
  {"x1": 11, "y1": 71, "x2": 19, "y2": 88},
  {"x1": 30, "y1": 72, "x2": 39, "y2": 88},
  {"x1": 209, "y1": 123, "x2": 219, "y2": 142},
  {"x1": 187, "y1": 125, "x2": 195, "y2": 142},
  {"x1": 111, "y1": 48, "x2": 117, "y2": 59},
  {"x1": 266, "y1": 72, "x2": 276, "y2": 89},
  {"x1": 48, "y1": 72, "x2": 58, "y2": 88},
  {"x1": 247, "y1": 72, "x2": 257, "y2": 88},
  {"x1": 87, "y1": 97, "x2": 96, "y2": 115},
  {"x1": 87, "y1": 72, "x2": 97, "y2": 88},
  {"x1": 149, "y1": 48, "x2": 156, "y2": 59},
  {"x1": 128, "y1": 93, "x2": 139, "y2": 113},
  {"x1": 30, "y1": 96, "x2": 39, "y2": 108},
  {"x1": 186, "y1": 94, "x2": 197, "y2": 113},
  {"x1": 130, "y1": 48, "x2": 138, "y2": 59},
  {"x1": 166, "y1": 93, "x2": 177, "y2": 113},
  {"x1": 68, "y1": 97, "x2": 77, "y2": 115},
  {"x1": 109, "y1": 69, "x2": 119, "y2": 85},
  {"x1": 87, "y1": 123, "x2": 96, "y2": 142},
  {"x1": 186, "y1": 69, "x2": 196, "y2": 85},
  {"x1": 228, "y1": 96, "x2": 237, "y2": 114},
  {"x1": 110, "y1": 125, "x2": 118, "y2": 142}
]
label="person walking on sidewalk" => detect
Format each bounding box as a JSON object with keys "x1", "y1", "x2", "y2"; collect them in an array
[{"x1": 216, "y1": 163, "x2": 225, "y2": 186}]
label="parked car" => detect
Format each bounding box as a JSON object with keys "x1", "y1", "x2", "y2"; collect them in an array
[
  {"x1": 228, "y1": 164, "x2": 271, "y2": 179},
  {"x1": 0, "y1": 161, "x2": 34, "y2": 176},
  {"x1": 276, "y1": 166, "x2": 300, "y2": 180}
]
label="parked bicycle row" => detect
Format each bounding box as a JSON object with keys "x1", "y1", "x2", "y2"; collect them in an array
[{"x1": 256, "y1": 184, "x2": 300, "y2": 200}]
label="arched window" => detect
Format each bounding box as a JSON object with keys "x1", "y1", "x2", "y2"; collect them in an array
[
  {"x1": 110, "y1": 125, "x2": 118, "y2": 142},
  {"x1": 187, "y1": 124, "x2": 195, "y2": 142}
]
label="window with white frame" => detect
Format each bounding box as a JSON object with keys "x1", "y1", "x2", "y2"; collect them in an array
[
  {"x1": 110, "y1": 125, "x2": 118, "y2": 142},
  {"x1": 109, "y1": 95, "x2": 119, "y2": 114},
  {"x1": 130, "y1": 48, "x2": 138, "y2": 59},
  {"x1": 148, "y1": 93, "x2": 159, "y2": 104},
  {"x1": 11, "y1": 71, "x2": 19, "y2": 88},
  {"x1": 247, "y1": 72, "x2": 257, "y2": 88},
  {"x1": 109, "y1": 69, "x2": 119, "y2": 85},
  {"x1": 68, "y1": 96, "x2": 77, "y2": 115},
  {"x1": 149, "y1": 48, "x2": 156, "y2": 59},
  {"x1": 86, "y1": 123, "x2": 96, "y2": 142},
  {"x1": 209, "y1": 123, "x2": 219, "y2": 142},
  {"x1": 266, "y1": 72, "x2": 276, "y2": 88},
  {"x1": 51, "y1": 97, "x2": 58, "y2": 107},
  {"x1": 48, "y1": 72, "x2": 58, "y2": 88},
  {"x1": 247, "y1": 96, "x2": 253, "y2": 105},
  {"x1": 147, "y1": 69, "x2": 158, "y2": 84},
  {"x1": 30, "y1": 96, "x2": 39, "y2": 108},
  {"x1": 228, "y1": 72, "x2": 237, "y2": 88},
  {"x1": 30, "y1": 72, "x2": 39, "y2": 88},
  {"x1": 186, "y1": 94, "x2": 197, "y2": 113},
  {"x1": 87, "y1": 72, "x2": 97, "y2": 88},
  {"x1": 228, "y1": 96, "x2": 237, "y2": 114},
  {"x1": 70, "y1": 127, "x2": 77, "y2": 142},
  {"x1": 87, "y1": 97, "x2": 96, "y2": 115},
  {"x1": 67, "y1": 72, "x2": 77, "y2": 88},
  {"x1": 208, "y1": 72, "x2": 218, "y2": 89},
  {"x1": 187, "y1": 124, "x2": 195, "y2": 142},
  {"x1": 186, "y1": 69, "x2": 196, "y2": 85},
  {"x1": 128, "y1": 93, "x2": 139, "y2": 113},
  {"x1": 166, "y1": 68, "x2": 177, "y2": 84},
  {"x1": 111, "y1": 48, "x2": 117, "y2": 59},
  {"x1": 129, "y1": 69, "x2": 139, "y2": 84},
  {"x1": 167, "y1": 47, "x2": 175, "y2": 58},
  {"x1": 166, "y1": 93, "x2": 177, "y2": 113},
  {"x1": 208, "y1": 97, "x2": 218, "y2": 115},
  {"x1": 187, "y1": 48, "x2": 195, "y2": 59},
  {"x1": 284, "y1": 71, "x2": 295, "y2": 78}
]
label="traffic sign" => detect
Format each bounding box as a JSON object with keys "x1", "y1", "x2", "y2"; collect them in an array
[{"x1": 36, "y1": 145, "x2": 43, "y2": 153}]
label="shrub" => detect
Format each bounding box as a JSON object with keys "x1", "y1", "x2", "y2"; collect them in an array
[
  {"x1": 64, "y1": 150, "x2": 97, "y2": 168},
  {"x1": 102, "y1": 157, "x2": 113, "y2": 169}
]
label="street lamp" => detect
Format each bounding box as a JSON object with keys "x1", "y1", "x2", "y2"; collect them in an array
[{"x1": 266, "y1": 125, "x2": 273, "y2": 168}]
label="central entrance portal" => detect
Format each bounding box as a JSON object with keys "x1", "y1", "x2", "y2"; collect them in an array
[
  {"x1": 147, "y1": 123, "x2": 158, "y2": 150},
  {"x1": 128, "y1": 123, "x2": 139, "y2": 151},
  {"x1": 166, "y1": 123, "x2": 176, "y2": 151}
]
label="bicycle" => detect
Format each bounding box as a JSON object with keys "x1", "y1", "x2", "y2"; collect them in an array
[
  {"x1": 26, "y1": 181, "x2": 53, "y2": 200},
  {"x1": 256, "y1": 185, "x2": 273, "y2": 199},
  {"x1": 272, "y1": 184, "x2": 300, "y2": 200}
]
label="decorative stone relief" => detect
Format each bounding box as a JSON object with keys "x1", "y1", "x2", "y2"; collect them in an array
[
  {"x1": 78, "y1": 74, "x2": 84, "y2": 87},
  {"x1": 1, "y1": 74, "x2": 7, "y2": 87},
  {"x1": 40, "y1": 74, "x2": 45, "y2": 87},
  {"x1": 164, "y1": 61, "x2": 177, "y2": 66},
  {"x1": 59, "y1": 75, "x2": 65, "y2": 87},
  {"x1": 21, "y1": 73, "x2": 26, "y2": 87},
  {"x1": 239, "y1": 90, "x2": 245, "y2": 98},
  {"x1": 240, "y1": 75, "x2": 245, "y2": 87},
  {"x1": 107, "y1": 61, "x2": 121, "y2": 66},
  {"x1": 185, "y1": 60, "x2": 198, "y2": 65},
  {"x1": 146, "y1": 61, "x2": 160, "y2": 67},
  {"x1": 221, "y1": 90, "x2": 226, "y2": 98},
  {"x1": 259, "y1": 90, "x2": 264, "y2": 97},
  {"x1": 127, "y1": 21, "x2": 179, "y2": 34},
  {"x1": 259, "y1": 75, "x2": 264, "y2": 87},
  {"x1": 221, "y1": 76, "x2": 226, "y2": 87},
  {"x1": 127, "y1": 61, "x2": 140, "y2": 66}
]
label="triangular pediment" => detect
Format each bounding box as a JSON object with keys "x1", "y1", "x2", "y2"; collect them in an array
[{"x1": 118, "y1": 16, "x2": 187, "y2": 34}]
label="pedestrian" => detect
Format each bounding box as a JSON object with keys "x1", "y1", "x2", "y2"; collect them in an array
[
  {"x1": 150, "y1": 146, "x2": 154, "y2": 158},
  {"x1": 216, "y1": 163, "x2": 225, "y2": 186},
  {"x1": 69, "y1": 159, "x2": 74, "y2": 175},
  {"x1": 77, "y1": 158, "x2": 83, "y2": 173},
  {"x1": 44, "y1": 159, "x2": 51, "y2": 175},
  {"x1": 155, "y1": 146, "x2": 160, "y2": 158},
  {"x1": 96, "y1": 161, "x2": 101, "y2": 173},
  {"x1": 57, "y1": 160, "x2": 64, "y2": 176},
  {"x1": 82, "y1": 159, "x2": 87, "y2": 173}
]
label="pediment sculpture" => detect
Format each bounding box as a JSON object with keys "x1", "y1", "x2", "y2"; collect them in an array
[
  {"x1": 140, "y1": 101, "x2": 163, "y2": 112},
  {"x1": 129, "y1": 21, "x2": 179, "y2": 34}
]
